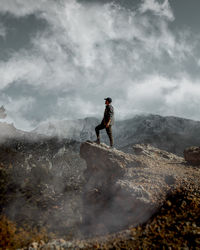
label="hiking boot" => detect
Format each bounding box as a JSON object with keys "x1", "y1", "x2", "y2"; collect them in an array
[{"x1": 94, "y1": 138, "x2": 100, "y2": 144}]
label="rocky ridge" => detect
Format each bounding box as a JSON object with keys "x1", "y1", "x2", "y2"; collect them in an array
[
  {"x1": 26, "y1": 141, "x2": 200, "y2": 249},
  {"x1": 79, "y1": 142, "x2": 191, "y2": 236}
]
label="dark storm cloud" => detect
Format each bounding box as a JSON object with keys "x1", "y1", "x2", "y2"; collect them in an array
[
  {"x1": 0, "y1": 14, "x2": 46, "y2": 60},
  {"x1": 0, "y1": 0, "x2": 200, "y2": 130},
  {"x1": 169, "y1": 0, "x2": 200, "y2": 33}
]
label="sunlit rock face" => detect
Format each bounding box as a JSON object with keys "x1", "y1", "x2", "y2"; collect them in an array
[{"x1": 79, "y1": 141, "x2": 184, "y2": 237}]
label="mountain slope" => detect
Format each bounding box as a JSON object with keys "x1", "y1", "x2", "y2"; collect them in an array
[{"x1": 33, "y1": 114, "x2": 200, "y2": 156}]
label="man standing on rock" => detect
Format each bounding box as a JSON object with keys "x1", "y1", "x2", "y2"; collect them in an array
[{"x1": 95, "y1": 97, "x2": 114, "y2": 148}]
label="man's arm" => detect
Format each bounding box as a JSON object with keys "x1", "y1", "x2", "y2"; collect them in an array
[
  {"x1": 106, "y1": 118, "x2": 111, "y2": 128},
  {"x1": 105, "y1": 106, "x2": 114, "y2": 127}
]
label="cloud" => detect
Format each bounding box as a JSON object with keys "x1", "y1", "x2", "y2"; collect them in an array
[
  {"x1": 3, "y1": 96, "x2": 36, "y2": 131},
  {"x1": 0, "y1": 23, "x2": 6, "y2": 38},
  {"x1": 0, "y1": 51, "x2": 46, "y2": 90},
  {"x1": 0, "y1": 0, "x2": 57, "y2": 17},
  {"x1": 124, "y1": 74, "x2": 200, "y2": 121},
  {"x1": 139, "y1": 0, "x2": 174, "y2": 20},
  {"x1": 0, "y1": 0, "x2": 199, "y2": 130}
]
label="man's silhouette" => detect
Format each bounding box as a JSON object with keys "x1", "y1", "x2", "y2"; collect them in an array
[{"x1": 95, "y1": 97, "x2": 114, "y2": 147}]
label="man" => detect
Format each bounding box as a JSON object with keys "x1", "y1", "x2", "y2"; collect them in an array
[{"x1": 95, "y1": 97, "x2": 114, "y2": 148}]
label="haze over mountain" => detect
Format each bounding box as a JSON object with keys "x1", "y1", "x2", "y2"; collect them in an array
[{"x1": 32, "y1": 114, "x2": 200, "y2": 156}]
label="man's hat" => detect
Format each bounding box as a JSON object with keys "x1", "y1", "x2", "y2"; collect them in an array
[{"x1": 104, "y1": 97, "x2": 112, "y2": 103}]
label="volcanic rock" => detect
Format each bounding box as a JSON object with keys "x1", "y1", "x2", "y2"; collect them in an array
[
  {"x1": 27, "y1": 142, "x2": 200, "y2": 249},
  {"x1": 79, "y1": 141, "x2": 184, "y2": 236},
  {"x1": 184, "y1": 146, "x2": 200, "y2": 165}
]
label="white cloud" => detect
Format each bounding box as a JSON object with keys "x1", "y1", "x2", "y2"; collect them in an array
[
  {"x1": 3, "y1": 96, "x2": 36, "y2": 131},
  {"x1": 139, "y1": 0, "x2": 174, "y2": 20},
  {"x1": 125, "y1": 75, "x2": 200, "y2": 121},
  {"x1": 0, "y1": 0, "x2": 199, "y2": 130},
  {"x1": 0, "y1": 51, "x2": 46, "y2": 90},
  {"x1": 0, "y1": 0, "x2": 57, "y2": 17}
]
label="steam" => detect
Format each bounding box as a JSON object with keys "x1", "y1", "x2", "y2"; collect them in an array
[
  {"x1": 1, "y1": 137, "x2": 87, "y2": 239},
  {"x1": 0, "y1": 0, "x2": 199, "y2": 130}
]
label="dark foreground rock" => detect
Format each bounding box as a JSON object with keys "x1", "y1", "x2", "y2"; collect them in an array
[
  {"x1": 1, "y1": 141, "x2": 198, "y2": 249},
  {"x1": 28, "y1": 185, "x2": 200, "y2": 249},
  {"x1": 184, "y1": 146, "x2": 200, "y2": 165},
  {"x1": 0, "y1": 137, "x2": 85, "y2": 240},
  {"x1": 25, "y1": 142, "x2": 200, "y2": 249}
]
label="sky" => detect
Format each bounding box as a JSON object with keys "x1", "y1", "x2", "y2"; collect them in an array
[{"x1": 0, "y1": 0, "x2": 200, "y2": 131}]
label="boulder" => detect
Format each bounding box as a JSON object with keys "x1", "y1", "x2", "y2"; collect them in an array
[
  {"x1": 79, "y1": 141, "x2": 183, "y2": 236},
  {"x1": 184, "y1": 146, "x2": 200, "y2": 165}
]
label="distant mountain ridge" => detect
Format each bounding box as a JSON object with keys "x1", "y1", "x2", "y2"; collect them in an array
[
  {"x1": 32, "y1": 114, "x2": 200, "y2": 156},
  {"x1": 1, "y1": 114, "x2": 200, "y2": 156}
]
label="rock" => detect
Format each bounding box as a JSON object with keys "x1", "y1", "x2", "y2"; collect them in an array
[
  {"x1": 41, "y1": 239, "x2": 67, "y2": 250},
  {"x1": 27, "y1": 142, "x2": 200, "y2": 249},
  {"x1": 29, "y1": 241, "x2": 39, "y2": 249},
  {"x1": 184, "y1": 146, "x2": 200, "y2": 165},
  {"x1": 79, "y1": 141, "x2": 183, "y2": 237}
]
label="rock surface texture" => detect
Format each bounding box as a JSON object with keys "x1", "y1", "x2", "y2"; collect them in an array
[
  {"x1": 16, "y1": 142, "x2": 200, "y2": 249},
  {"x1": 0, "y1": 137, "x2": 85, "y2": 238},
  {"x1": 184, "y1": 146, "x2": 200, "y2": 165},
  {"x1": 79, "y1": 141, "x2": 184, "y2": 236}
]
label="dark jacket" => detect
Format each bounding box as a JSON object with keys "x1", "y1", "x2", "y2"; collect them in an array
[{"x1": 102, "y1": 104, "x2": 114, "y2": 126}]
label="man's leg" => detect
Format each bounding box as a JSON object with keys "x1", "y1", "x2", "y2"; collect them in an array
[
  {"x1": 95, "y1": 123, "x2": 105, "y2": 143},
  {"x1": 106, "y1": 125, "x2": 114, "y2": 147}
]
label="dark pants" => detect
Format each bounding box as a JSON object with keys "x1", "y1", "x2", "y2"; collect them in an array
[{"x1": 95, "y1": 123, "x2": 113, "y2": 146}]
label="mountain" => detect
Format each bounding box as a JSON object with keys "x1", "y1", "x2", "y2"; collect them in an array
[
  {"x1": 32, "y1": 114, "x2": 200, "y2": 156},
  {"x1": 116, "y1": 114, "x2": 200, "y2": 155}
]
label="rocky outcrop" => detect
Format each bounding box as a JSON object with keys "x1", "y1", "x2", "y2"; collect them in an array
[
  {"x1": 184, "y1": 146, "x2": 200, "y2": 165},
  {"x1": 79, "y1": 141, "x2": 185, "y2": 236},
  {"x1": 25, "y1": 141, "x2": 200, "y2": 249}
]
